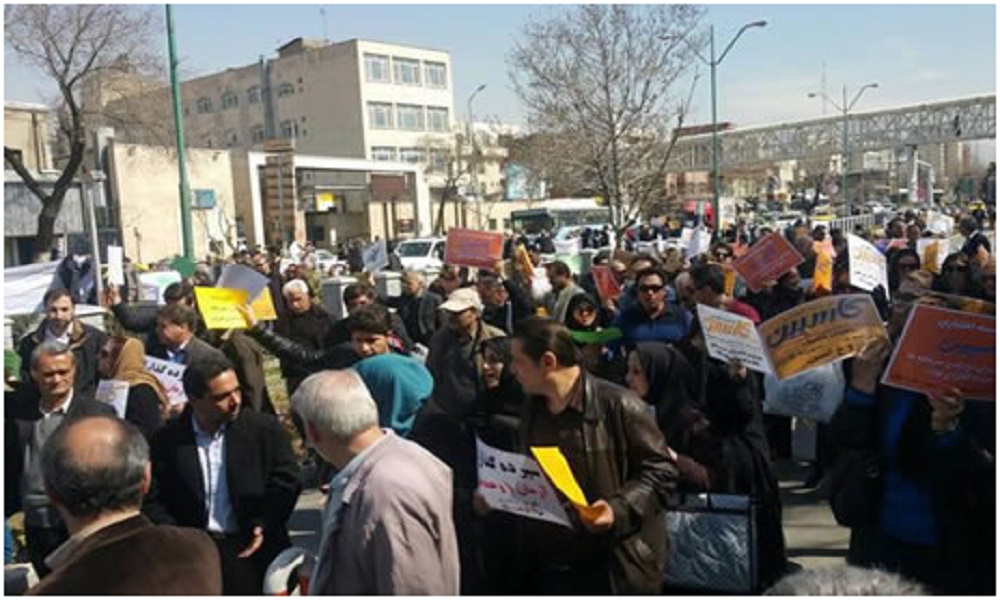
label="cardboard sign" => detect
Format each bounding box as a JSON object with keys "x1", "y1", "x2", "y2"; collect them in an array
[
  {"x1": 95, "y1": 379, "x2": 130, "y2": 419},
  {"x1": 924, "y1": 291, "x2": 995, "y2": 316},
  {"x1": 106, "y1": 246, "x2": 125, "y2": 286},
  {"x1": 143, "y1": 356, "x2": 187, "y2": 406},
  {"x1": 362, "y1": 239, "x2": 388, "y2": 273},
  {"x1": 882, "y1": 304, "x2": 995, "y2": 401},
  {"x1": 758, "y1": 294, "x2": 887, "y2": 380},
  {"x1": 476, "y1": 438, "x2": 570, "y2": 528},
  {"x1": 530, "y1": 446, "x2": 588, "y2": 507},
  {"x1": 697, "y1": 304, "x2": 773, "y2": 374},
  {"x1": 590, "y1": 265, "x2": 622, "y2": 304},
  {"x1": 445, "y1": 228, "x2": 504, "y2": 270},
  {"x1": 733, "y1": 233, "x2": 804, "y2": 292},
  {"x1": 193, "y1": 287, "x2": 250, "y2": 330},
  {"x1": 847, "y1": 234, "x2": 888, "y2": 292}
]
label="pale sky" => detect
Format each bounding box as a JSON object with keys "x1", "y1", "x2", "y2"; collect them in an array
[{"x1": 4, "y1": 3, "x2": 997, "y2": 134}]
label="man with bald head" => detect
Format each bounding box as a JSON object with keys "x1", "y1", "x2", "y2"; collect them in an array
[{"x1": 27, "y1": 416, "x2": 222, "y2": 595}]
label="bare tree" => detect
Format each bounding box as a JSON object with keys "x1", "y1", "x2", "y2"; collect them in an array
[
  {"x1": 4, "y1": 4, "x2": 163, "y2": 262},
  {"x1": 508, "y1": 5, "x2": 706, "y2": 232}
]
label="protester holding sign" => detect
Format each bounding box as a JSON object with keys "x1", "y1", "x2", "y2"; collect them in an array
[
  {"x1": 828, "y1": 270, "x2": 995, "y2": 594},
  {"x1": 96, "y1": 336, "x2": 166, "y2": 437}
]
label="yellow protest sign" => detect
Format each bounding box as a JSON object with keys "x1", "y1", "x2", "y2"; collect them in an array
[
  {"x1": 530, "y1": 447, "x2": 588, "y2": 507},
  {"x1": 251, "y1": 287, "x2": 278, "y2": 321},
  {"x1": 812, "y1": 251, "x2": 833, "y2": 293},
  {"x1": 759, "y1": 294, "x2": 887, "y2": 379},
  {"x1": 194, "y1": 287, "x2": 249, "y2": 330},
  {"x1": 723, "y1": 266, "x2": 737, "y2": 297}
]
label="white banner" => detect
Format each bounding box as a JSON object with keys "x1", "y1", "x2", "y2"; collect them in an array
[
  {"x1": 686, "y1": 228, "x2": 712, "y2": 258},
  {"x1": 925, "y1": 211, "x2": 955, "y2": 236},
  {"x1": 144, "y1": 355, "x2": 187, "y2": 406},
  {"x1": 95, "y1": 379, "x2": 130, "y2": 419},
  {"x1": 696, "y1": 304, "x2": 773, "y2": 375},
  {"x1": 476, "y1": 437, "x2": 571, "y2": 528},
  {"x1": 3, "y1": 260, "x2": 60, "y2": 315},
  {"x1": 847, "y1": 233, "x2": 889, "y2": 293},
  {"x1": 763, "y1": 362, "x2": 845, "y2": 422},
  {"x1": 552, "y1": 238, "x2": 581, "y2": 256},
  {"x1": 362, "y1": 240, "x2": 388, "y2": 273}
]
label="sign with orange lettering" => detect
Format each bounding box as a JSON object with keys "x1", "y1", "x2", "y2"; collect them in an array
[
  {"x1": 732, "y1": 233, "x2": 804, "y2": 292},
  {"x1": 444, "y1": 228, "x2": 504, "y2": 270},
  {"x1": 882, "y1": 305, "x2": 995, "y2": 401}
]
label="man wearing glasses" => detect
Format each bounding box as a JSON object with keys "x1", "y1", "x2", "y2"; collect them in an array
[{"x1": 612, "y1": 266, "x2": 692, "y2": 345}]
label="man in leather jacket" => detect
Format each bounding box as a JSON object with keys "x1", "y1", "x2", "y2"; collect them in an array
[{"x1": 508, "y1": 317, "x2": 678, "y2": 594}]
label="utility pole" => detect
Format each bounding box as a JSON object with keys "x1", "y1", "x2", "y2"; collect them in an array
[
  {"x1": 467, "y1": 84, "x2": 486, "y2": 229},
  {"x1": 166, "y1": 5, "x2": 194, "y2": 259}
]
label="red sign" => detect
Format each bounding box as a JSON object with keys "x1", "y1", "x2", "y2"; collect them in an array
[
  {"x1": 444, "y1": 228, "x2": 504, "y2": 270},
  {"x1": 882, "y1": 304, "x2": 995, "y2": 401},
  {"x1": 590, "y1": 265, "x2": 621, "y2": 304},
  {"x1": 732, "y1": 233, "x2": 805, "y2": 292}
]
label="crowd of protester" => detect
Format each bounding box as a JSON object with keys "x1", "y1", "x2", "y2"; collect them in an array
[{"x1": 3, "y1": 208, "x2": 995, "y2": 595}]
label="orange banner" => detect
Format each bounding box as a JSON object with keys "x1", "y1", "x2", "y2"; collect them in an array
[
  {"x1": 445, "y1": 228, "x2": 504, "y2": 270},
  {"x1": 733, "y1": 233, "x2": 805, "y2": 292},
  {"x1": 882, "y1": 305, "x2": 995, "y2": 401}
]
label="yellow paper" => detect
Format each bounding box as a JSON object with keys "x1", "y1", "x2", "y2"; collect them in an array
[
  {"x1": 530, "y1": 446, "x2": 588, "y2": 507},
  {"x1": 194, "y1": 287, "x2": 249, "y2": 330},
  {"x1": 251, "y1": 287, "x2": 278, "y2": 321},
  {"x1": 922, "y1": 242, "x2": 940, "y2": 274},
  {"x1": 812, "y1": 251, "x2": 833, "y2": 293},
  {"x1": 723, "y1": 267, "x2": 737, "y2": 297}
]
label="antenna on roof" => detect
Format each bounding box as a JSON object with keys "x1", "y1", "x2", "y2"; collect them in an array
[{"x1": 320, "y1": 6, "x2": 329, "y2": 43}]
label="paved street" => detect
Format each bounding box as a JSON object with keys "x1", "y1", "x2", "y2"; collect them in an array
[{"x1": 288, "y1": 458, "x2": 850, "y2": 571}]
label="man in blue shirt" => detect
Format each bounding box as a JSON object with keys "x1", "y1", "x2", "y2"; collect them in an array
[{"x1": 613, "y1": 267, "x2": 691, "y2": 345}]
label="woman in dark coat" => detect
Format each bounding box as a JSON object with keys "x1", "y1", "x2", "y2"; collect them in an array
[
  {"x1": 96, "y1": 336, "x2": 165, "y2": 439},
  {"x1": 677, "y1": 322, "x2": 788, "y2": 590}
]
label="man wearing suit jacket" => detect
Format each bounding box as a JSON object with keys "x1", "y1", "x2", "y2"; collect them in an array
[
  {"x1": 27, "y1": 416, "x2": 222, "y2": 595},
  {"x1": 144, "y1": 353, "x2": 300, "y2": 595},
  {"x1": 145, "y1": 303, "x2": 228, "y2": 368},
  {"x1": 5, "y1": 340, "x2": 115, "y2": 576}
]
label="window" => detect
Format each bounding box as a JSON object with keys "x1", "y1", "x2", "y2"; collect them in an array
[
  {"x1": 399, "y1": 147, "x2": 426, "y2": 164},
  {"x1": 364, "y1": 53, "x2": 390, "y2": 82},
  {"x1": 221, "y1": 91, "x2": 238, "y2": 109},
  {"x1": 425, "y1": 61, "x2": 447, "y2": 88},
  {"x1": 247, "y1": 86, "x2": 261, "y2": 104},
  {"x1": 277, "y1": 83, "x2": 295, "y2": 98},
  {"x1": 280, "y1": 119, "x2": 299, "y2": 139},
  {"x1": 396, "y1": 104, "x2": 424, "y2": 131},
  {"x1": 426, "y1": 107, "x2": 449, "y2": 132},
  {"x1": 428, "y1": 149, "x2": 450, "y2": 173},
  {"x1": 225, "y1": 130, "x2": 238, "y2": 146},
  {"x1": 196, "y1": 97, "x2": 212, "y2": 114},
  {"x1": 251, "y1": 126, "x2": 265, "y2": 143},
  {"x1": 392, "y1": 58, "x2": 421, "y2": 85},
  {"x1": 371, "y1": 146, "x2": 397, "y2": 161},
  {"x1": 367, "y1": 102, "x2": 393, "y2": 129}
]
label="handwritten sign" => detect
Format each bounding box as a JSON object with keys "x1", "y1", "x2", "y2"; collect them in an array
[
  {"x1": 362, "y1": 239, "x2": 388, "y2": 273},
  {"x1": 476, "y1": 438, "x2": 570, "y2": 528},
  {"x1": 95, "y1": 379, "x2": 130, "y2": 419},
  {"x1": 882, "y1": 305, "x2": 995, "y2": 401},
  {"x1": 697, "y1": 304, "x2": 772, "y2": 374},
  {"x1": 758, "y1": 294, "x2": 887, "y2": 380},
  {"x1": 445, "y1": 228, "x2": 504, "y2": 270},
  {"x1": 530, "y1": 446, "x2": 588, "y2": 507},
  {"x1": 143, "y1": 356, "x2": 187, "y2": 406},
  {"x1": 733, "y1": 233, "x2": 804, "y2": 292},
  {"x1": 106, "y1": 246, "x2": 125, "y2": 286},
  {"x1": 193, "y1": 287, "x2": 250, "y2": 330},
  {"x1": 763, "y1": 362, "x2": 845, "y2": 422},
  {"x1": 847, "y1": 233, "x2": 888, "y2": 292},
  {"x1": 590, "y1": 265, "x2": 622, "y2": 304}
]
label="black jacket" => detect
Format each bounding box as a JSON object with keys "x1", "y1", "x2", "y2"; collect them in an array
[
  {"x1": 273, "y1": 304, "x2": 336, "y2": 389},
  {"x1": 386, "y1": 292, "x2": 441, "y2": 346},
  {"x1": 517, "y1": 371, "x2": 677, "y2": 594},
  {"x1": 17, "y1": 319, "x2": 106, "y2": 400},
  {"x1": 143, "y1": 408, "x2": 301, "y2": 575}
]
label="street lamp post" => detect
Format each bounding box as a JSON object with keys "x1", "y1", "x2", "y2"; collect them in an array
[
  {"x1": 467, "y1": 84, "x2": 486, "y2": 229},
  {"x1": 701, "y1": 20, "x2": 767, "y2": 235},
  {"x1": 808, "y1": 82, "x2": 878, "y2": 216}
]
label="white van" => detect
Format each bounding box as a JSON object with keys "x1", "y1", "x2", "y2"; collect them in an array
[{"x1": 394, "y1": 237, "x2": 446, "y2": 271}]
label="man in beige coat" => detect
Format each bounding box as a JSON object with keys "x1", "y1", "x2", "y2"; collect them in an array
[{"x1": 291, "y1": 369, "x2": 459, "y2": 595}]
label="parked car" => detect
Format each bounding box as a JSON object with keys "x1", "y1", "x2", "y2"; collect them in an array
[
  {"x1": 394, "y1": 237, "x2": 446, "y2": 271},
  {"x1": 313, "y1": 248, "x2": 347, "y2": 276}
]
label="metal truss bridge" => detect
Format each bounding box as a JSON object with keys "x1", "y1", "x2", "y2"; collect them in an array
[{"x1": 666, "y1": 94, "x2": 996, "y2": 172}]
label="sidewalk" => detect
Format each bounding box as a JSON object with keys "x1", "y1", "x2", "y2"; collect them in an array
[{"x1": 774, "y1": 459, "x2": 850, "y2": 570}]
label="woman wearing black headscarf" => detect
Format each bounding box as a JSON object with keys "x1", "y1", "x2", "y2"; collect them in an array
[
  {"x1": 625, "y1": 342, "x2": 716, "y2": 491},
  {"x1": 564, "y1": 292, "x2": 626, "y2": 384},
  {"x1": 887, "y1": 247, "x2": 922, "y2": 295}
]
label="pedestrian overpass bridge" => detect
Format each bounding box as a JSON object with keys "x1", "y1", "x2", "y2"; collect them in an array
[{"x1": 666, "y1": 94, "x2": 996, "y2": 172}]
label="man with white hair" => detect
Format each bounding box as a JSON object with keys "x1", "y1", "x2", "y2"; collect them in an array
[
  {"x1": 274, "y1": 279, "x2": 336, "y2": 396},
  {"x1": 291, "y1": 370, "x2": 459, "y2": 595}
]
